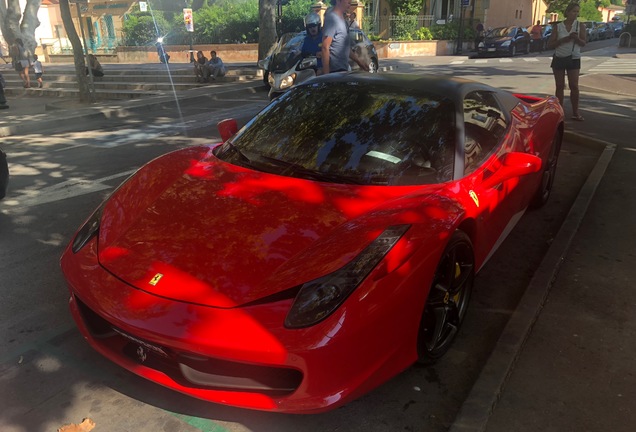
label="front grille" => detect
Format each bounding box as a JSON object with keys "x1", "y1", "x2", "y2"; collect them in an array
[{"x1": 73, "y1": 295, "x2": 302, "y2": 395}]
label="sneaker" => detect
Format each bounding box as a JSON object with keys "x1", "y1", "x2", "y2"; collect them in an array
[{"x1": 38, "y1": 82, "x2": 42, "y2": 88}]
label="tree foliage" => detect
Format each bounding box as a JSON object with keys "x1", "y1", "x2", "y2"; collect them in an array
[
  {"x1": 579, "y1": 0, "x2": 603, "y2": 20},
  {"x1": 122, "y1": 13, "x2": 171, "y2": 46},
  {"x1": 385, "y1": 0, "x2": 423, "y2": 15},
  {"x1": 545, "y1": 0, "x2": 607, "y2": 20},
  {"x1": 122, "y1": 0, "x2": 315, "y2": 46}
]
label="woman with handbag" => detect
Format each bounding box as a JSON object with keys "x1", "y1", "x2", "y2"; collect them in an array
[
  {"x1": 547, "y1": 2, "x2": 586, "y2": 121},
  {"x1": 11, "y1": 39, "x2": 31, "y2": 88}
]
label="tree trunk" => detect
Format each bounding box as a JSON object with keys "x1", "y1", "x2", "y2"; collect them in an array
[
  {"x1": 1, "y1": 0, "x2": 41, "y2": 57},
  {"x1": 59, "y1": 0, "x2": 94, "y2": 103},
  {"x1": 21, "y1": 0, "x2": 42, "y2": 56},
  {"x1": 258, "y1": 0, "x2": 278, "y2": 60}
]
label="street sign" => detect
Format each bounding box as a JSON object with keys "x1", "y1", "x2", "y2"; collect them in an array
[
  {"x1": 183, "y1": 8, "x2": 194, "y2": 33},
  {"x1": 462, "y1": 0, "x2": 470, "y2": 6},
  {"x1": 139, "y1": 2, "x2": 147, "y2": 12}
]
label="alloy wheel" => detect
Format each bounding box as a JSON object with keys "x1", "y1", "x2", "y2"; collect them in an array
[{"x1": 418, "y1": 231, "x2": 474, "y2": 363}]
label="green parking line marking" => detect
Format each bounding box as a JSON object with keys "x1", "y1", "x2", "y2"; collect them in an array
[{"x1": 167, "y1": 412, "x2": 230, "y2": 432}]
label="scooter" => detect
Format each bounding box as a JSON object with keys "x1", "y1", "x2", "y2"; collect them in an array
[{"x1": 266, "y1": 32, "x2": 319, "y2": 100}]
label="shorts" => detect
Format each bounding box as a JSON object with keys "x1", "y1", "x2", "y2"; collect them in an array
[
  {"x1": 551, "y1": 55, "x2": 581, "y2": 71},
  {"x1": 35, "y1": 73, "x2": 43, "y2": 79}
]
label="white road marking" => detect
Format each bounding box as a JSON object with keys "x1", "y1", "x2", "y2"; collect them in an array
[
  {"x1": 499, "y1": 58, "x2": 513, "y2": 63},
  {"x1": 1, "y1": 170, "x2": 136, "y2": 211}
]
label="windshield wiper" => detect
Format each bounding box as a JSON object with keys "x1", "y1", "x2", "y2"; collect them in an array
[{"x1": 258, "y1": 156, "x2": 364, "y2": 184}]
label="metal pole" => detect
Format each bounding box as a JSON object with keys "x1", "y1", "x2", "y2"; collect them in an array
[
  {"x1": 76, "y1": 1, "x2": 95, "y2": 98},
  {"x1": 190, "y1": 33, "x2": 194, "y2": 63},
  {"x1": 456, "y1": 6, "x2": 466, "y2": 54}
]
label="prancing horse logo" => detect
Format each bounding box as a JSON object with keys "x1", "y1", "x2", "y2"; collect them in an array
[
  {"x1": 136, "y1": 346, "x2": 147, "y2": 363},
  {"x1": 149, "y1": 273, "x2": 163, "y2": 286}
]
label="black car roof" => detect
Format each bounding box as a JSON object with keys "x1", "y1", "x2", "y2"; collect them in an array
[
  {"x1": 295, "y1": 72, "x2": 522, "y2": 120},
  {"x1": 302, "y1": 72, "x2": 491, "y2": 97}
]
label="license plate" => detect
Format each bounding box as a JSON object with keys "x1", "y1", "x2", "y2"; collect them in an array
[{"x1": 488, "y1": 48, "x2": 496, "y2": 52}]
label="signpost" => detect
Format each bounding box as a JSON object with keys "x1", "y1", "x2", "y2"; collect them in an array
[
  {"x1": 456, "y1": 0, "x2": 470, "y2": 54},
  {"x1": 184, "y1": 8, "x2": 195, "y2": 62}
]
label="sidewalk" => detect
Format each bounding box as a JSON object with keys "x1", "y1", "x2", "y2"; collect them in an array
[{"x1": 450, "y1": 67, "x2": 636, "y2": 431}]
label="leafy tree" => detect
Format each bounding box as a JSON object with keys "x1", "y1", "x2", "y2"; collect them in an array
[
  {"x1": 385, "y1": 0, "x2": 423, "y2": 38},
  {"x1": 385, "y1": 0, "x2": 423, "y2": 15},
  {"x1": 122, "y1": 12, "x2": 171, "y2": 46},
  {"x1": 191, "y1": 0, "x2": 259, "y2": 44},
  {"x1": 579, "y1": 0, "x2": 603, "y2": 20}
]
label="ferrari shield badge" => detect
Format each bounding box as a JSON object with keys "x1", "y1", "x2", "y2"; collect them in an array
[
  {"x1": 149, "y1": 273, "x2": 163, "y2": 286},
  {"x1": 469, "y1": 190, "x2": 479, "y2": 208}
]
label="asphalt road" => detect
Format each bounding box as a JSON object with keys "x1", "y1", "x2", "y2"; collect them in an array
[{"x1": 0, "y1": 42, "x2": 624, "y2": 432}]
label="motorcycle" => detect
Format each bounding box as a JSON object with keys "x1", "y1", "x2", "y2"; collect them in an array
[
  {"x1": 263, "y1": 29, "x2": 379, "y2": 100},
  {"x1": 266, "y1": 32, "x2": 319, "y2": 100}
]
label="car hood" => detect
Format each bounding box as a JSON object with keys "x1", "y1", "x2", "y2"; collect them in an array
[
  {"x1": 96, "y1": 146, "x2": 448, "y2": 308},
  {"x1": 484, "y1": 36, "x2": 512, "y2": 44}
]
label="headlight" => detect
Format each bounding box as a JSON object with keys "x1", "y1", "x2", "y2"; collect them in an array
[
  {"x1": 279, "y1": 74, "x2": 296, "y2": 90},
  {"x1": 501, "y1": 40, "x2": 511, "y2": 47},
  {"x1": 285, "y1": 225, "x2": 410, "y2": 328},
  {"x1": 268, "y1": 73, "x2": 275, "y2": 86},
  {"x1": 478, "y1": 42, "x2": 485, "y2": 48},
  {"x1": 72, "y1": 204, "x2": 104, "y2": 253}
]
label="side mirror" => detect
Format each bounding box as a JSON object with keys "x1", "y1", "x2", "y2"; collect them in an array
[
  {"x1": 481, "y1": 152, "x2": 542, "y2": 190},
  {"x1": 218, "y1": 119, "x2": 238, "y2": 142},
  {"x1": 298, "y1": 56, "x2": 318, "y2": 70}
]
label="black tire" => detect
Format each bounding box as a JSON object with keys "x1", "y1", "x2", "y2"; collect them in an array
[
  {"x1": 531, "y1": 129, "x2": 562, "y2": 209},
  {"x1": 525, "y1": 41, "x2": 530, "y2": 55},
  {"x1": 262, "y1": 70, "x2": 270, "y2": 90},
  {"x1": 417, "y1": 230, "x2": 474, "y2": 364}
]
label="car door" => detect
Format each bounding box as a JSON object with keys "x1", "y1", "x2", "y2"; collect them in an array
[{"x1": 460, "y1": 90, "x2": 530, "y2": 265}]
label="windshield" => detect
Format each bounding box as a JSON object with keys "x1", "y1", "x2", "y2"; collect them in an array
[
  {"x1": 488, "y1": 27, "x2": 515, "y2": 38},
  {"x1": 270, "y1": 31, "x2": 307, "y2": 72},
  {"x1": 215, "y1": 81, "x2": 456, "y2": 186}
]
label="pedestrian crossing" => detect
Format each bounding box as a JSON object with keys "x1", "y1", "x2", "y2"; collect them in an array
[
  {"x1": 446, "y1": 56, "x2": 636, "y2": 76},
  {"x1": 587, "y1": 58, "x2": 636, "y2": 75},
  {"x1": 449, "y1": 56, "x2": 596, "y2": 65}
]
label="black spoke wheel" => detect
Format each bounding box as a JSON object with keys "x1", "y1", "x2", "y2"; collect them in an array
[
  {"x1": 531, "y1": 130, "x2": 562, "y2": 208},
  {"x1": 417, "y1": 230, "x2": 474, "y2": 364}
]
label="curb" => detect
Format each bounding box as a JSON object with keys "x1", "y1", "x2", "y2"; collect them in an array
[{"x1": 449, "y1": 135, "x2": 616, "y2": 432}]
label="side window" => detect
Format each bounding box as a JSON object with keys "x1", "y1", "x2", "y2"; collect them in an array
[{"x1": 463, "y1": 91, "x2": 508, "y2": 175}]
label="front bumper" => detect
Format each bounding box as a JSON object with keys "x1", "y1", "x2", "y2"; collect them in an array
[{"x1": 60, "y1": 238, "x2": 427, "y2": 413}]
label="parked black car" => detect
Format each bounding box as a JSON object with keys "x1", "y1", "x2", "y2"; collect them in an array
[
  {"x1": 0, "y1": 149, "x2": 8, "y2": 200},
  {"x1": 477, "y1": 26, "x2": 531, "y2": 57},
  {"x1": 596, "y1": 22, "x2": 613, "y2": 40},
  {"x1": 610, "y1": 21, "x2": 625, "y2": 37}
]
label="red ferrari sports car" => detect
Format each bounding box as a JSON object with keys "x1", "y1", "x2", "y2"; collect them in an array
[{"x1": 60, "y1": 73, "x2": 563, "y2": 413}]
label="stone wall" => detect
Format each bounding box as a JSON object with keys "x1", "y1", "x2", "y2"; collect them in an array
[{"x1": 45, "y1": 40, "x2": 465, "y2": 64}]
